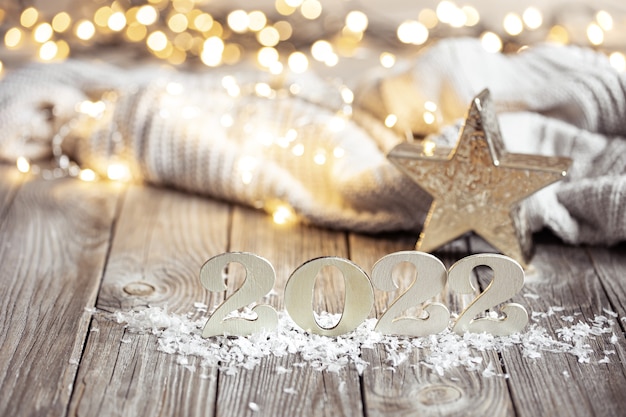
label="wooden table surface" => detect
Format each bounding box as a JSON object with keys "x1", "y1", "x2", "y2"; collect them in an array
[{"x1": 1, "y1": 162, "x2": 625, "y2": 417}]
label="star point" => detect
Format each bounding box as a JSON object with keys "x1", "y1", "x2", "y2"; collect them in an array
[{"x1": 388, "y1": 89, "x2": 572, "y2": 266}]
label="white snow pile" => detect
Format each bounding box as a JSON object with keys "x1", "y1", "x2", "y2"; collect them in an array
[{"x1": 106, "y1": 305, "x2": 623, "y2": 377}]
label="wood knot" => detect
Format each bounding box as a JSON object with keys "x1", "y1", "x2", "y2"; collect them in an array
[
  {"x1": 417, "y1": 384, "x2": 462, "y2": 406},
  {"x1": 123, "y1": 281, "x2": 156, "y2": 296}
]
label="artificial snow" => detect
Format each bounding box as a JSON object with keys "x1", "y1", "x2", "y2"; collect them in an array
[{"x1": 107, "y1": 304, "x2": 623, "y2": 377}]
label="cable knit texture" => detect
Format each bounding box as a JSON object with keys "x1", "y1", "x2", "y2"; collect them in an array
[{"x1": 0, "y1": 38, "x2": 624, "y2": 245}]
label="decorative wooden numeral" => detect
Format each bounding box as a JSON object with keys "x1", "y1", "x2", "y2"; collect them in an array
[
  {"x1": 448, "y1": 254, "x2": 528, "y2": 336},
  {"x1": 200, "y1": 252, "x2": 278, "y2": 338},
  {"x1": 371, "y1": 251, "x2": 449, "y2": 337},
  {"x1": 284, "y1": 257, "x2": 374, "y2": 337}
]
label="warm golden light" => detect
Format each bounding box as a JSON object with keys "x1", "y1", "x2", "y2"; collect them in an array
[
  {"x1": 168, "y1": 13, "x2": 188, "y2": 33},
  {"x1": 503, "y1": 13, "x2": 523, "y2": 36},
  {"x1": 147, "y1": 30, "x2": 168, "y2": 51},
  {"x1": 107, "y1": 163, "x2": 131, "y2": 181},
  {"x1": 288, "y1": 52, "x2": 308, "y2": 73},
  {"x1": 522, "y1": 7, "x2": 542, "y2": 30},
  {"x1": 248, "y1": 10, "x2": 267, "y2": 31},
  {"x1": 76, "y1": 20, "x2": 96, "y2": 41},
  {"x1": 301, "y1": 0, "x2": 322, "y2": 20},
  {"x1": 201, "y1": 36, "x2": 224, "y2": 66},
  {"x1": 108, "y1": 12, "x2": 127, "y2": 32},
  {"x1": 609, "y1": 52, "x2": 626, "y2": 72},
  {"x1": 56, "y1": 40, "x2": 70, "y2": 60},
  {"x1": 274, "y1": 21, "x2": 293, "y2": 40},
  {"x1": 126, "y1": 23, "x2": 147, "y2": 42},
  {"x1": 20, "y1": 7, "x2": 38, "y2": 28},
  {"x1": 16, "y1": 157, "x2": 30, "y2": 173},
  {"x1": 52, "y1": 12, "x2": 72, "y2": 33},
  {"x1": 596, "y1": 10, "x2": 613, "y2": 31},
  {"x1": 423, "y1": 111, "x2": 435, "y2": 125},
  {"x1": 587, "y1": 23, "x2": 604, "y2": 46},
  {"x1": 275, "y1": 0, "x2": 297, "y2": 16},
  {"x1": 292, "y1": 143, "x2": 305, "y2": 156},
  {"x1": 5, "y1": 27, "x2": 23, "y2": 48},
  {"x1": 39, "y1": 41, "x2": 58, "y2": 61},
  {"x1": 380, "y1": 52, "x2": 396, "y2": 68},
  {"x1": 313, "y1": 150, "x2": 327, "y2": 165},
  {"x1": 311, "y1": 40, "x2": 333, "y2": 62},
  {"x1": 193, "y1": 13, "x2": 213, "y2": 32},
  {"x1": 424, "y1": 101, "x2": 437, "y2": 112},
  {"x1": 481, "y1": 31, "x2": 502, "y2": 53},
  {"x1": 136, "y1": 5, "x2": 158, "y2": 26},
  {"x1": 384, "y1": 114, "x2": 398, "y2": 128},
  {"x1": 418, "y1": 9, "x2": 438, "y2": 29},
  {"x1": 258, "y1": 26, "x2": 280, "y2": 47},
  {"x1": 258, "y1": 46, "x2": 279, "y2": 67},
  {"x1": 273, "y1": 204, "x2": 295, "y2": 225},
  {"x1": 36, "y1": 27, "x2": 57, "y2": 47},
  {"x1": 227, "y1": 10, "x2": 249, "y2": 33},
  {"x1": 462, "y1": 6, "x2": 480, "y2": 27},
  {"x1": 547, "y1": 25, "x2": 569, "y2": 44},
  {"x1": 79, "y1": 169, "x2": 97, "y2": 182},
  {"x1": 397, "y1": 20, "x2": 428, "y2": 45},
  {"x1": 345, "y1": 11, "x2": 368, "y2": 33},
  {"x1": 94, "y1": 7, "x2": 114, "y2": 28}
]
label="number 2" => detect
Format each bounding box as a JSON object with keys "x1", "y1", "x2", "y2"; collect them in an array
[
  {"x1": 200, "y1": 252, "x2": 278, "y2": 337},
  {"x1": 371, "y1": 251, "x2": 449, "y2": 337},
  {"x1": 448, "y1": 254, "x2": 528, "y2": 336}
]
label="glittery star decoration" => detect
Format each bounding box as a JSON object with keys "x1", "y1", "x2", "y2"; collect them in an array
[{"x1": 388, "y1": 89, "x2": 572, "y2": 266}]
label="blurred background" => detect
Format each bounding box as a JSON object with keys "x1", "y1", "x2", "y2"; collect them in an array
[{"x1": 0, "y1": 0, "x2": 625, "y2": 74}]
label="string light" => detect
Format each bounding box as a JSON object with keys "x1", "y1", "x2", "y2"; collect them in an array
[
  {"x1": 397, "y1": 20, "x2": 429, "y2": 45},
  {"x1": 288, "y1": 52, "x2": 308, "y2": 73},
  {"x1": 384, "y1": 114, "x2": 398, "y2": 128},
  {"x1": 5, "y1": 27, "x2": 23, "y2": 48},
  {"x1": 522, "y1": 7, "x2": 543, "y2": 30},
  {"x1": 52, "y1": 12, "x2": 72, "y2": 33},
  {"x1": 379, "y1": 52, "x2": 396, "y2": 68},
  {"x1": 75, "y1": 20, "x2": 96, "y2": 41},
  {"x1": 503, "y1": 13, "x2": 523, "y2": 36},
  {"x1": 596, "y1": 11, "x2": 613, "y2": 31},
  {"x1": 107, "y1": 163, "x2": 131, "y2": 181},
  {"x1": 136, "y1": 5, "x2": 158, "y2": 26},
  {"x1": 272, "y1": 204, "x2": 295, "y2": 225},
  {"x1": 16, "y1": 157, "x2": 30, "y2": 173},
  {"x1": 33, "y1": 23, "x2": 53, "y2": 43},
  {"x1": 481, "y1": 31, "x2": 502, "y2": 53},
  {"x1": 609, "y1": 52, "x2": 626, "y2": 72},
  {"x1": 345, "y1": 11, "x2": 368, "y2": 33},
  {"x1": 587, "y1": 23, "x2": 604, "y2": 46},
  {"x1": 20, "y1": 7, "x2": 38, "y2": 28},
  {"x1": 79, "y1": 169, "x2": 97, "y2": 182}
]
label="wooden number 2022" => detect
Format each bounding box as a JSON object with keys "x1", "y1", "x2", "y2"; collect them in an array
[{"x1": 200, "y1": 251, "x2": 528, "y2": 338}]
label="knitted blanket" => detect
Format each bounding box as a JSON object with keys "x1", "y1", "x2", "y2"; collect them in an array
[{"x1": 1, "y1": 38, "x2": 624, "y2": 245}]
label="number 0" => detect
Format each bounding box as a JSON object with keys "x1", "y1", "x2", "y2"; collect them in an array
[{"x1": 284, "y1": 257, "x2": 374, "y2": 337}]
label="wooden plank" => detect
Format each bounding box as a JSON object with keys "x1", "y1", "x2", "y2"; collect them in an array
[
  {"x1": 0, "y1": 175, "x2": 119, "y2": 417},
  {"x1": 480, "y1": 239, "x2": 626, "y2": 417},
  {"x1": 69, "y1": 185, "x2": 230, "y2": 417},
  {"x1": 0, "y1": 165, "x2": 23, "y2": 221},
  {"x1": 587, "y1": 243, "x2": 626, "y2": 319},
  {"x1": 214, "y1": 206, "x2": 364, "y2": 417},
  {"x1": 351, "y1": 234, "x2": 514, "y2": 417}
]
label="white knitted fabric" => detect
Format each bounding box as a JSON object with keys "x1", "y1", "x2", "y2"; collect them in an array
[{"x1": 0, "y1": 38, "x2": 624, "y2": 245}]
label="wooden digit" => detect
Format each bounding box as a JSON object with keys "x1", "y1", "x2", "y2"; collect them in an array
[
  {"x1": 200, "y1": 252, "x2": 278, "y2": 338},
  {"x1": 284, "y1": 257, "x2": 374, "y2": 337},
  {"x1": 448, "y1": 254, "x2": 528, "y2": 336},
  {"x1": 371, "y1": 251, "x2": 449, "y2": 337}
]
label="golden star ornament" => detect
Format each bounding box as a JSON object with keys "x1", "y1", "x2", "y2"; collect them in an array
[{"x1": 387, "y1": 89, "x2": 572, "y2": 266}]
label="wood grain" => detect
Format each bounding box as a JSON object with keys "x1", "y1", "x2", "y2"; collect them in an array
[
  {"x1": 69, "y1": 185, "x2": 230, "y2": 417},
  {"x1": 351, "y1": 234, "x2": 514, "y2": 417},
  {"x1": 214, "y1": 206, "x2": 364, "y2": 417},
  {"x1": 0, "y1": 174, "x2": 119, "y2": 417},
  {"x1": 476, "y1": 239, "x2": 626, "y2": 417},
  {"x1": 0, "y1": 165, "x2": 23, "y2": 220}
]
